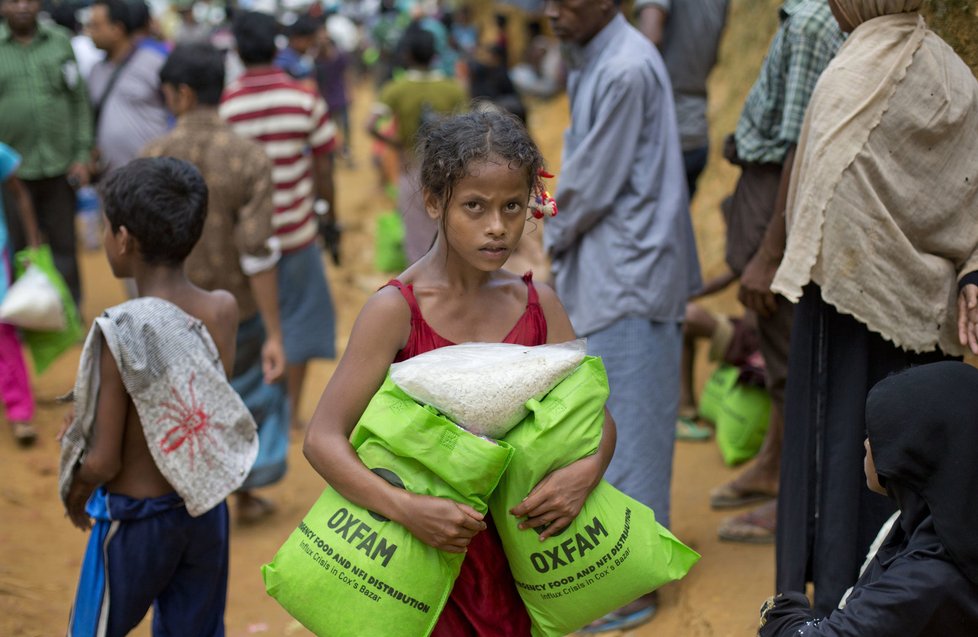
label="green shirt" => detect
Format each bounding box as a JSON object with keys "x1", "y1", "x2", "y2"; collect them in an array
[
  {"x1": 734, "y1": 0, "x2": 844, "y2": 165},
  {"x1": 0, "y1": 22, "x2": 93, "y2": 179},
  {"x1": 376, "y1": 70, "x2": 467, "y2": 152}
]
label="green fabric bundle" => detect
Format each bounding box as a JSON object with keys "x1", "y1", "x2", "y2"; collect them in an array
[
  {"x1": 262, "y1": 376, "x2": 513, "y2": 637},
  {"x1": 490, "y1": 357, "x2": 701, "y2": 636},
  {"x1": 699, "y1": 364, "x2": 772, "y2": 466},
  {"x1": 697, "y1": 363, "x2": 739, "y2": 425},
  {"x1": 715, "y1": 382, "x2": 771, "y2": 466}
]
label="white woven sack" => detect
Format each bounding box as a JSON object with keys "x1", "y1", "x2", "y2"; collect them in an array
[
  {"x1": 0, "y1": 265, "x2": 66, "y2": 331},
  {"x1": 390, "y1": 339, "x2": 587, "y2": 439}
]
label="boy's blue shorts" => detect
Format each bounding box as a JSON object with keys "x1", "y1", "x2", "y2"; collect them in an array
[{"x1": 67, "y1": 487, "x2": 228, "y2": 637}]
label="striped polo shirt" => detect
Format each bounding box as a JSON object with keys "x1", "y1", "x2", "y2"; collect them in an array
[{"x1": 220, "y1": 67, "x2": 336, "y2": 252}]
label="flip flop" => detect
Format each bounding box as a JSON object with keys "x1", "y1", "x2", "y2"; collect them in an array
[
  {"x1": 709, "y1": 482, "x2": 776, "y2": 509},
  {"x1": 577, "y1": 603, "x2": 657, "y2": 634},
  {"x1": 717, "y1": 502, "x2": 777, "y2": 544},
  {"x1": 676, "y1": 416, "x2": 712, "y2": 442}
]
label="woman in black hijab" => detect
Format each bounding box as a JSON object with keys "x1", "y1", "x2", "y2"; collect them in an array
[{"x1": 759, "y1": 361, "x2": 978, "y2": 636}]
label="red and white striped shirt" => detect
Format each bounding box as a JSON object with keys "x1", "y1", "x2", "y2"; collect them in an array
[{"x1": 220, "y1": 67, "x2": 336, "y2": 253}]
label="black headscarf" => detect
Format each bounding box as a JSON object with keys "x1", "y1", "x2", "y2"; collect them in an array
[{"x1": 865, "y1": 361, "x2": 978, "y2": 585}]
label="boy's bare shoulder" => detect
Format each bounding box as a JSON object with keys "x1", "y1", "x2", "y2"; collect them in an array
[{"x1": 200, "y1": 288, "x2": 239, "y2": 339}]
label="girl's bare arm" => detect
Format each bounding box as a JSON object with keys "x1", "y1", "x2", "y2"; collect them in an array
[{"x1": 302, "y1": 288, "x2": 486, "y2": 552}]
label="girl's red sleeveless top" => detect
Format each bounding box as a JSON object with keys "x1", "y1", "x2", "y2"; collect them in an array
[{"x1": 385, "y1": 272, "x2": 544, "y2": 636}]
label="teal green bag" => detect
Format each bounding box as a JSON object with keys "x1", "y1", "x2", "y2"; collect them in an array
[
  {"x1": 375, "y1": 211, "x2": 407, "y2": 273},
  {"x1": 15, "y1": 245, "x2": 84, "y2": 373},
  {"x1": 490, "y1": 357, "x2": 701, "y2": 637},
  {"x1": 716, "y1": 382, "x2": 771, "y2": 466},
  {"x1": 697, "y1": 364, "x2": 739, "y2": 424},
  {"x1": 263, "y1": 376, "x2": 514, "y2": 637}
]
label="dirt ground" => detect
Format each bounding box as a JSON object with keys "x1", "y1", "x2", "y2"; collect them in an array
[{"x1": 0, "y1": 5, "x2": 786, "y2": 633}]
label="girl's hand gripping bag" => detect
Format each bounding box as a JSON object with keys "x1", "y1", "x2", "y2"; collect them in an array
[
  {"x1": 262, "y1": 376, "x2": 513, "y2": 637},
  {"x1": 490, "y1": 357, "x2": 700, "y2": 637}
]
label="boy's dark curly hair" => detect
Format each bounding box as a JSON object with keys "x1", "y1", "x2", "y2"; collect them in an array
[
  {"x1": 100, "y1": 157, "x2": 209, "y2": 266},
  {"x1": 416, "y1": 106, "x2": 545, "y2": 217}
]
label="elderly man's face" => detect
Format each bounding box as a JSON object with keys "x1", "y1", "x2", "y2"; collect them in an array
[
  {"x1": 1, "y1": 0, "x2": 41, "y2": 34},
  {"x1": 544, "y1": 0, "x2": 614, "y2": 46}
]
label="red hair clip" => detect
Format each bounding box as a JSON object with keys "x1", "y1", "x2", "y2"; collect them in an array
[{"x1": 529, "y1": 168, "x2": 558, "y2": 219}]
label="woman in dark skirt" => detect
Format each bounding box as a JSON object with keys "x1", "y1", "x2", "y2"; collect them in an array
[{"x1": 768, "y1": 0, "x2": 978, "y2": 615}]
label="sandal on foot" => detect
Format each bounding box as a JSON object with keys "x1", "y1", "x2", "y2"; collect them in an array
[
  {"x1": 676, "y1": 416, "x2": 712, "y2": 442},
  {"x1": 717, "y1": 502, "x2": 777, "y2": 544},
  {"x1": 577, "y1": 603, "x2": 657, "y2": 634},
  {"x1": 709, "y1": 482, "x2": 776, "y2": 509},
  {"x1": 12, "y1": 422, "x2": 37, "y2": 447}
]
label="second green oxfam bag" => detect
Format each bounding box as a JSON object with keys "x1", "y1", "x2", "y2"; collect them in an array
[
  {"x1": 262, "y1": 376, "x2": 513, "y2": 637},
  {"x1": 490, "y1": 357, "x2": 700, "y2": 637}
]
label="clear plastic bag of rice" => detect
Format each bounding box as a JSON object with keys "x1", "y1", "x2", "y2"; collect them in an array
[{"x1": 390, "y1": 339, "x2": 587, "y2": 439}]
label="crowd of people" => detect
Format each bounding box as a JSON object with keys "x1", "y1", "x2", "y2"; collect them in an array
[{"x1": 2, "y1": 0, "x2": 978, "y2": 635}]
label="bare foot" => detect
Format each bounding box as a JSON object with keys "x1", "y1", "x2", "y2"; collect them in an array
[
  {"x1": 709, "y1": 448, "x2": 780, "y2": 509},
  {"x1": 718, "y1": 500, "x2": 777, "y2": 544}
]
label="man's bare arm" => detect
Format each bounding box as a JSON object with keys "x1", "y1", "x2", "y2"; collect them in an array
[{"x1": 637, "y1": 3, "x2": 668, "y2": 48}]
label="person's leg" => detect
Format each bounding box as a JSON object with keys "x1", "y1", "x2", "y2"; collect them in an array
[
  {"x1": 277, "y1": 244, "x2": 336, "y2": 430},
  {"x1": 232, "y1": 316, "x2": 290, "y2": 522},
  {"x1": 587, "y1": 318, "x2": 682, "y2": 527},
  {"x1": 682, "y1": 145, "x2": 710, "y2": 201},
  {"x1": 338, "y1": 106, "x2": 353, "y2": 160},
  {"x1": 681, "y1": 304, "x2": 712, "y2": 417},
  {"x1": 25, "y1": 176, "x2": 82, "y2": 307},
  {"x1": 0, "y1": 322, "x2": 36, "y2": 445},
  {"x1": 153, "y1": 503, "x2": 229, "y2": 637},
  {"x1": 286, "y1": 361, "x2": 308, "y2": 431},
  {"x1": 678, "y1": 303, "x2": 720, "y2": 440},
  {"x1": 710, "y1": 296, "x2": 791, "y2": 509},
  {"x1": 67, "y1": 490, "x2": 184, "y2": 637}
]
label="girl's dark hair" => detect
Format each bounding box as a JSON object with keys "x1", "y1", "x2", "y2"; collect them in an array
[{"x1": 416, "y1": 106, "x2": 545, "y2": 218}]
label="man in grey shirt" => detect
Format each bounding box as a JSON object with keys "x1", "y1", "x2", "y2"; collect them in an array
[
  {"x1": 87, "y1": 0, "x2": 169, "y2": 175},
  {"x1": 543, "y1": 0, "x2": 700, "y2": 629},
  {"x1": 636, "y1": 0, "x2": 729, "y2": 198}
]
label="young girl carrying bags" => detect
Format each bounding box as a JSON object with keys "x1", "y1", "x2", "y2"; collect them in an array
[{"x1": 302, "y1": 109, "x2": 617, "y2": 635}]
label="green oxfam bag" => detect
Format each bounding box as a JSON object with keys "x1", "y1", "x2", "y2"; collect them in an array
[
  {"x1": 375, "y1": 211, "x2": 407, "y2": 273},
  {"x1": 697, "y1": 364, "x2": 739, "y2": 424},
  {"x1": 490, "y1": 357, "x2": 700, "y2": 637},
  {"x1": 15, "y1": 246, "x2": 84, "y2": 373},
  {"x1": 716, "y1": 382, "x2": 771, "y2": 466},
  {"x1": 263, "y1": 376, "x2": 514, "y2": 637}
]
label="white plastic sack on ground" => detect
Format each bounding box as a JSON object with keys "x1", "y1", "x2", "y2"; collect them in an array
[
  {"x1": 0, "y1": 264, "x2": 66, "y2": 331},
  {"x1": 389, "y1": 339, "x2": 587, "y2": 439}
]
